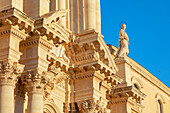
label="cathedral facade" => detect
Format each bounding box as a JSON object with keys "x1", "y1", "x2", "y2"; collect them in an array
[{"x1": 0, "y1": 0, "x2": 169, "y2": 113}]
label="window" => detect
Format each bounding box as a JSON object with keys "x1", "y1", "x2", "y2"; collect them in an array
[
  {"x1": 158, "y1": 100, "x2": 163, "y2": 113},
  {"x1": 134, "y1": 83, "x2": 140, "y2": 90}
]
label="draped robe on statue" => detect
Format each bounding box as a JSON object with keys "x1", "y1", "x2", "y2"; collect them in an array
[{"x1": 116, "y1": 27, "x2": 129, "y2": 58}]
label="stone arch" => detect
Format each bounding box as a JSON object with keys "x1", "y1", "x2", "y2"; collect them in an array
[
  {"x1": 155, "y1": 93, "x2": 165, "y2": 104},
  {"x1": 44, "y1": 100, "x2": 61, "y2": 113},
  {"x1": 155, "y1": 93, "x2": 165, "y2": 113},
  {"x1": 131, "y1": 76, "x2": 143, "y2": 89}
]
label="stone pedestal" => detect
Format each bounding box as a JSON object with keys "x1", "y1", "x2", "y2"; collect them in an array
[{"x1": 115, "y1": 57, "x2": 132, "y2": 87}]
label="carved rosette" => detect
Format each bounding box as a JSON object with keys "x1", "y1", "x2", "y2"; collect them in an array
[{"x1": 0, "y1": 61, "x2": 24, "y2": 86}]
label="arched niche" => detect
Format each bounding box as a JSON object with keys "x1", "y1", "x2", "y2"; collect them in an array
[
  {"x1": 131, "y1": 76, "x2": 144, "y2": 90},
  {"x1": 155, "y1": 93, "x2": 165, "y2": 104},
  {"x1": 44, "y1": 100, "x2": 61, "y2": 113},
  {"x1": 155, "y1": 93, "x2": 165, "y2": 113}
]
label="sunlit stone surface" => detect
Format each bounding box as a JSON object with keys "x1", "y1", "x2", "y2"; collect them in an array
[{"x1": 0, "y1": 0, "x2": 169, "y2": 113}]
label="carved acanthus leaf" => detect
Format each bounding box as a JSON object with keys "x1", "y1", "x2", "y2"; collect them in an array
[{"x1": 0, "y1": 61, "x2": 24, "y2": 84}]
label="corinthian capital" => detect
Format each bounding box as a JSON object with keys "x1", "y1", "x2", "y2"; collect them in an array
[
  {"x1": 0, "y1": 61, "x2": 24, "y2": 85},
  {"x1": 23, "y1": 70, "x2": 47, "y2": 94}
]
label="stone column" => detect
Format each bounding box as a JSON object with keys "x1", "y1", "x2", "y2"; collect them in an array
[
  {"x1": 0, "y1": 83, "x2": 15, "y2": 113},
  {"x1": 27, "y1": 91, "x2": 44, "y2": 113},
  {"x1": 14, "y1": 83, "x2": 26, "y2": 113},
  {"x1": 96, "y1": 0, "x2": 101, "y2": 33},
  {"x1": 26, "y1": 73, "x2": 45, "y2": 113},
  {"x1": 85, "y1": 0, "x2": 96, "y2": 30},
  {"x1": 58, "y1": 0, "x2": 66, "y2": 27},
  {"x1": 0, "y1": 62, "x2": 23, "y2": 113}
]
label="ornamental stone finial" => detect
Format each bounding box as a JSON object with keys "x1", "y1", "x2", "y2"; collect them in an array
[{"x1": 115, "y1": 24, "x2": 129, "y2": 58}]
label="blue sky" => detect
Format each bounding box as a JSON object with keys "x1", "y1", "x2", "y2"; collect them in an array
[{"x1": 100, "y1": 0, "x2": 170, "y2": 87}]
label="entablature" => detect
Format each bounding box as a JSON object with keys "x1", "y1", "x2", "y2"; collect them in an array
[
  {"x1": 108, "y1": 86, "x2": 146, "y2": 103},
  {"x1": 0, "y1": 8, "x2": 34, "y2": 36},
  {"x1": 34, "y1": 10, "x2": 71, "y2": 45}
]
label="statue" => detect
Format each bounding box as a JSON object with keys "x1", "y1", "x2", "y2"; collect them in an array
[{"x1": 115, "y1": 24, "x2": 129, "y2": 58}]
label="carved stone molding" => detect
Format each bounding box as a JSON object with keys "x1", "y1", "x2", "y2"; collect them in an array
[
  {"x1": 108, "y1": 86, "x2": 146, "y2": 104},
  {"x1": 73, "y1": 99, "x2": 107, "y2": 113}
]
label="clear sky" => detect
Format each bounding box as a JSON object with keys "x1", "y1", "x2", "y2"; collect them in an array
[{"x1": 100, "y1": 0, "x2": 170, "y2": 87}]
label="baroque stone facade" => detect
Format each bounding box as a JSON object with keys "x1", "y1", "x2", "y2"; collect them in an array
[{"x1": 0, "y1": 0, "x2": 169, "y2": 113}]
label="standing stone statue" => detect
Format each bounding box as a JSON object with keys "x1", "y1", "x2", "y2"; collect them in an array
[{"x1": 115, "y1": 24, "x2": 129, "y2": 58}]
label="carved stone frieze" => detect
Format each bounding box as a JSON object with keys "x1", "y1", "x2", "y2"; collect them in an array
[{"x1": 74, "y1": 99, "x2": 107, "y2": 113}]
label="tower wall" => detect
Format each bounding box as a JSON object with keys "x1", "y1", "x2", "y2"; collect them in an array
[{"x1": 0, "y1": 0, "x2": 23, "y2": 11}]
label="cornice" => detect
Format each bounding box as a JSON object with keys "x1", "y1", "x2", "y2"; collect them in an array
[
  {"x1": 0, "y1": 8, "x2": 34, "y2": 26},
  {"x1": 10, "y1": 26, "x2": 27, "y2": 40},
  {"x1": 109, "y1": 86, "x2": 146, "y2": 101},
  {"x1": 110, "y1": 45, "x2": 170, "y2": 96},
  {"x1": 128, "y1": 58, "x2": 170, "y2": 96},
  {"x1": 20, "y1": 36, "x2": 53, "y2": 50}
]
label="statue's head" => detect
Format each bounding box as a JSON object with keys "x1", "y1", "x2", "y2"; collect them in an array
[{"x1": 121, "y1": 24, "x2": 126, "y2": 30}]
